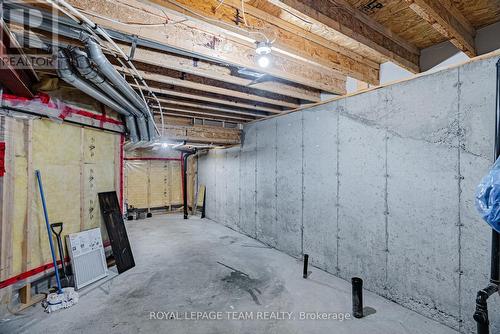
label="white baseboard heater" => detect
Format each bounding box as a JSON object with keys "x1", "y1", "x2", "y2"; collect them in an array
[{"x1": 66, "y1": 228, "x2": 108, "y2": 290}]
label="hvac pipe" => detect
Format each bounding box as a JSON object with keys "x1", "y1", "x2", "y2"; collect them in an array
[
  {"x1": 83, "y1": 35, "x2": 158, "y2": 141},
  {"x1": 474, "y1": 58, "x2": 500, "y2": 334},
  {"x1": 71, "y1": 48, "x2": 149, "y2": 141},
  {"x1": 56, "y1": 49, "x2": 139, "y2": 142}
]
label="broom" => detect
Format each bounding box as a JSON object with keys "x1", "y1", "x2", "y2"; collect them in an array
[{"x1": 35, "y1": 170, "x2": 78, "y2": 313}]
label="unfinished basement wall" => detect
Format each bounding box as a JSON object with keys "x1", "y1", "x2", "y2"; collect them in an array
[
  {"x1": 0, "y1": 115, "x2": 121, "y2": 303},
  {"x1": 124, "y1": 150, "x2": 184, "y2": 212},
  {"x1": 198, "y1": 52, "x2": 500, "y2": 333}
]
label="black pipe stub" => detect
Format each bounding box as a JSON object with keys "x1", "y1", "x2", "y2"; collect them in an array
[
  {"x1": 303, "y1": 254, "x2": 309, "y2": 279},
  {"x1": 352, "y1": 277, "x2": 364, "y2": 319},
  {"x1": 474, "y1": 290, "x2": 490, "y2": 334}
]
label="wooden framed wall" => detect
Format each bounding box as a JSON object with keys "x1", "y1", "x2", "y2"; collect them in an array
[
  {"x1": 0, "y1": 115, "x2": 121, "y2": 300},
  {"x1": 124, "y1": 159, "x2": 184, "y2": 211}
]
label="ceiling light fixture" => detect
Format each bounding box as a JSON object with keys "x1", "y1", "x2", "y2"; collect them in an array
[{"x1": 255, "y1": 41, "x2": 272, "y2": 68}]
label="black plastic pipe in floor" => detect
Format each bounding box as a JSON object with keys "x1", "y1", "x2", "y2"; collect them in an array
[
  {"x1": 182, "y1": 150, "x2": 196, "y2": 220},
  {"x1": 303, "y1": 254, "x2": 309, "y2": 279},
  {"x1": 352, "y1": 277, "x2": 363, "y2": 319},
  {"x1": 474, "y1": 59, "x2": 500, "y2": 334}
]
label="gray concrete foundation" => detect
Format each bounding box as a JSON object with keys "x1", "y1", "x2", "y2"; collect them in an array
[{"x1": 198, "y1": 53, "x2": 500, "y2": 333}]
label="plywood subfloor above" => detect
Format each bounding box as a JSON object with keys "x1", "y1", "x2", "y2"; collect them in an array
[
  {"x1": 453, "y1": 0, "x2": 500, "y2": 28},
  {"x1": 347, "y1": 0, "x2": 500, "y2": 49}
]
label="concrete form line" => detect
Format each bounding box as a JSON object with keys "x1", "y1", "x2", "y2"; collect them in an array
[
  {"x1": 456, "y1": 68, "x2": 464, "y2": 332},
  {"x1": 214, "y1": 150, "x2": 217, "y2": 222},
  {"x1": 301, "y1": 112, "x2": 305, "y2": 256},
  {"x1": 225, "y1": 151, "x2": 228, "y2": 225},
  {"x1": 384, "y1": 129, "x2": 389, "y2": 289},
  {"x1": 238, "y1": 147, "x2": 242, "y2": 231},
  {"x1": 275, "y1": 120, "x2": 278, "y2": 237},
  {"x1": 254, "y1": 126, "x2": 258, "y2": 239},
  {"x1": 336, "y1": 108, "x2": 341, "y2": 274}
]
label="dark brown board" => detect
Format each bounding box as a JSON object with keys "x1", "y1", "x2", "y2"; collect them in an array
[{"x1": 98, "y1": 191, "x2": 135, "y2": 274}]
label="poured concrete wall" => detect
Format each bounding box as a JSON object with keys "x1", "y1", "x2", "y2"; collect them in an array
[{"x1": 198, "y1": 53, "x2": 500, "y2": 333}]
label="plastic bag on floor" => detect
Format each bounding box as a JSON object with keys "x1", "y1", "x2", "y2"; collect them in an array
[{"x1": 476, "y1": 157, "x2": 500, "y2": 232}]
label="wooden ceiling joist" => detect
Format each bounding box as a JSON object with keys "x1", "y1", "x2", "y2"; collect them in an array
[
  {"x1": 65, "y1": 0, "x2": 347, "y2": 94},
  {"x1": 404, "y1": 0, "x2": 476, "y2": 57},
  {"x1": 141, "y1": 80, "x2": 285, "y2": 113},
  {"x1": 148, "y1": 0, "x2": 380, "y2": 85},
  {"x1": 123, "y1": 45, "x2": 322, "y2": 102},
  {"x1": 117, "y1": 66, "x2": 300, "y2": 109},
  {"x1": 155, "y1": 111, "x2": 241, "y2": 124},
  {"x1": 134, "y1": 84, "x2": 283, "y2": 114},
  {"x1": 15, "y1": 27, "x2": 322, "y2": 105},
  {"x1": 154, "y1": 105, "x2": 255, "y2": 122},
  {"x1": 153, "y1": 98, "x2": 269, "y2": 118},
  {"x1": 268, "y1": 0, "x2": 421, "y2": 73}
]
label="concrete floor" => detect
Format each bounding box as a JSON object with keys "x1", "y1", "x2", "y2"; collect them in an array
[{"x1": 0, "y1": 214, "x2": 458, "y2": 334}]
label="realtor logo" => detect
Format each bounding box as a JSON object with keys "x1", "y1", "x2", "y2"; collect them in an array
[{"x1": 1, "y1": 0, "x2": 61, "y2": 69}]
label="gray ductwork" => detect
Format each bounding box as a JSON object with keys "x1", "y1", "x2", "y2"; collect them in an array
[
  {"x1": 70, "y1": 48, "x2": 149, "y2": 142},
  {"x1": 82, "y1": 35, "x2": 159, "y2": 141},
  {"x1": 56, "y1": 49, "x2": 139, "y2": 142}
]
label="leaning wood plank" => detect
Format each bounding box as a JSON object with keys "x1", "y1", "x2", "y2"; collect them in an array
[{"x1": 98, "y1": 191, "x2": 135, "y2": 274}]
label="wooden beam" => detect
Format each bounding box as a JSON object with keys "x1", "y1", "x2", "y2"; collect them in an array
[
  {"x1": 158, "y1": 123, "x2": 241, "y2": 144},
  {"x1": 117, "y1": 66, "x2": 300, "y2": 108},
  {"x1": 156, "y1": 102, "x2": 265, "y2": 119},
  {"x1": 153, "y1": 98, "x2": 269, "y2": 117},
  {"x1": 65, "y1": 0, "x2": 347, "y2": 94},
  {"x1": 156, "y1": 111, "x2": 237, "y2": 124},
  {"x1": 155, "y1": 107, "x2": 253, "y2": 122},
  {"x1": 148, "y1": 0, "x2": 380, "y2": 85},
  {"x1": 154, "y1": 104, "x2": 257, "y2": 121},
  {"x1": 133, "y1": 84, "x2": 283, "y2": 113},
  {"x1": 404, "y1": 0, "x2": 476, "y2": 57},
  {"x1": 269, "y1": 0, "x2": 421, "y2": 73}
]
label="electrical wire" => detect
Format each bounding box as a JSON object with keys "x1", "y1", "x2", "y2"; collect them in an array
[
  {"x1": 215, "y1": 0, "x2": 225, "y2": 11},
  {"x1": 240, "y1": 0, "x2": 248, "y2": 27},
  {"x1": 43, "y1": 0, "x2": 165, "y2": 137},
  {"x1": 78, "y1": 9, "x2": 169, "y2": 27}
]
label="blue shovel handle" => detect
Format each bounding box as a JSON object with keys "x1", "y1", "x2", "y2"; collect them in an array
[{"x1": 35, "y1": 170, "x2": 63, "y2": 294}]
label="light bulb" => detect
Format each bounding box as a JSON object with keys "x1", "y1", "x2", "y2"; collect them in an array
[{"x1": 257, "y1": 55, "x2": 270, "y2": 68}]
